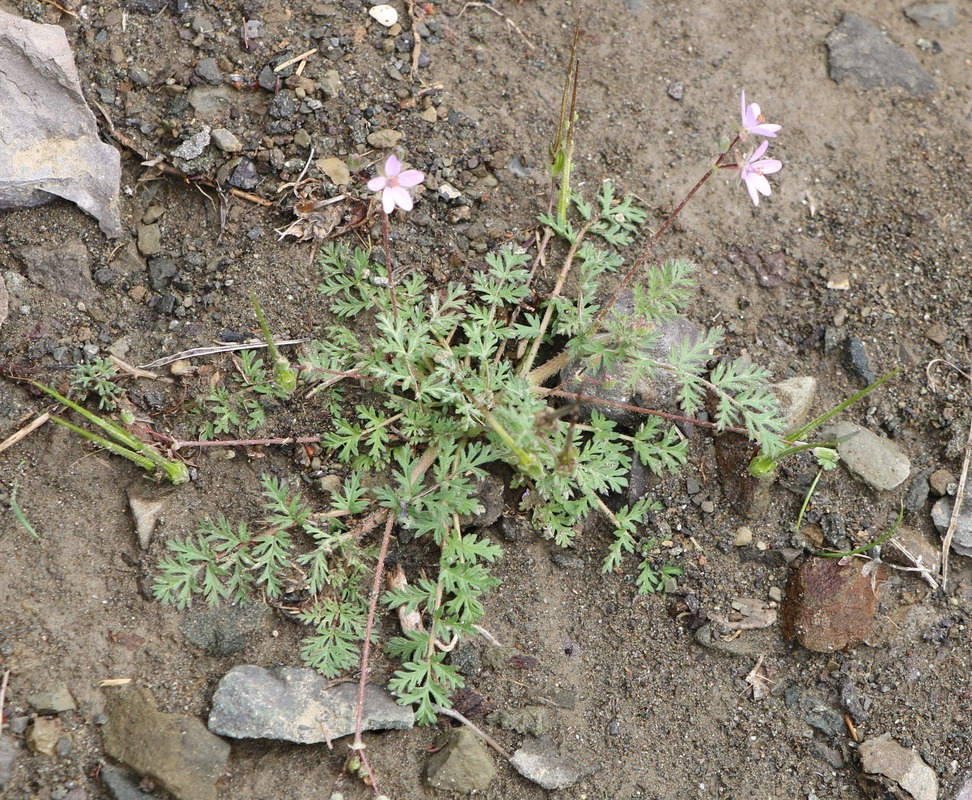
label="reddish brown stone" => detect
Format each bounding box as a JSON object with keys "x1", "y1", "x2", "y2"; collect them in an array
[{"x1": 781, "y1": 558, "x2": 887, "y2": 652}]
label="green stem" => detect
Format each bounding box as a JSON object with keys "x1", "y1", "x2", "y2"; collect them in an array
[
  {"x1": 815, "y1": 504, "x2": 904, "y2": 559},
  {"x1": 48, "y1": 415, "x2": 157, "y2": 473},
  {"x1": 250, "y1": 293, "x2": 298, "y2": 393}
]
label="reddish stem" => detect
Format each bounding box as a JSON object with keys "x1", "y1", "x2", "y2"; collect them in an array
[{"x1": 592, "y1": 135, "x2": 741, "y2": 329}]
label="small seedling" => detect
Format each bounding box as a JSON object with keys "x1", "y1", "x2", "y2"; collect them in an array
[
  {"x1": 70, "y1": 357, "x2": 125, "y2": 411},
  {"x1": 250, "y1": 293, "x2": 298, "y2": 393}
]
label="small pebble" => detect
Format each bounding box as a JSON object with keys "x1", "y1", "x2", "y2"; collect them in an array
[{"x1": 733, "y1": 526, "x2": 753, "y2": 546}]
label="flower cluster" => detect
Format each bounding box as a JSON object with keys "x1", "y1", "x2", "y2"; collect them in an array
[{"x1": 737, "y1": 91, "x2": 782, "y2": 207}]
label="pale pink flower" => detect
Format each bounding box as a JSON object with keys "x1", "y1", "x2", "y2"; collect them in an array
[
  {"x1": 740, "y1": 90, "x2": 781, "y2": 140},
  {"x1": 739, "y1": 140, "x2": 782, "y2": 206},
  {"x1": 367, "y1": 154, "x2": 424, "y2": 214}
]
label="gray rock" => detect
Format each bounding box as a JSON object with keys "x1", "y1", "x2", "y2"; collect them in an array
[
  {"x1": 844, "y1": 337, "x2": 876, "y2": 384},
  {"x1": 147, "y1": 257, "x2": 176, "y2": 291},
  {"x1": 127, "y1": 490, "x2": 169, "y2": 549},
  {"x1": 486, "y1": 705, "x2": 546, "y2": 736},
  {"x1": 101, "y1": 764, "x2": 158, "y2": 800},
  {"x1": 884, "y1": 525, "x2": 941, "y2": 573},
  {"x1": 510, "y1": 736, "x2": 586, "y2": 790},
  {"x1": 193, "y1": 57, "x2": 222, "y2": 85},
  {"x1": 772, "y1": 376, "x2": 817, "y2": 431},
  {"x1": 0, "y1": 736, "x2": 16, "y2": 790},
  {"x1": 424, "y1": 727, "x2": 496, "y2": 792},
  {"x1": 171, "y1": 127, "x2": 211, "y2": 161},
  {"x1": 905, "y1": 3, "x2": 955, "y2": 28},
  {"x1": 268, "y1": 92, "x2": 296, "y2": 120},
  {"x1": 839, "y1": 675, "x2": 870, "y2": 725},
  {"x1": 19, "y1": 241, "x2": 95, "y2": 302},
  {"x1": 101, "y1": 687, "x2": 229, "y2": 800},
  {"x1": 180, "y1": 604, "x2": 269, "y2": 657},
  {"x1": 931, "y1": 496, "x2": 972, "y2": 556},
  {"x1": 210, "y1": 128, "x2": 242, "y2": 153},
  {"x1": 858, "y1": 733, "x2": 938, "y2": 800},
  {"x1": 826, "y1": 13, "x2": 936, "y2": 96},
  {"x1": 186, "y1": 86, "x2": 235, "y2": 117},
  {"x1": 458, "y1": 474, "x2": 504, "y2": 529},
  {"x1": 784, "y1": 686, "x2": 844, "y2": 737},
  {"x1": 137, "y1": 224, "x2": 162, "y2": 257},
  {"x1": 820, "y1": 421, "x2": 910, "y2": 491},
  {"x1": 28, "y1": 684, "x2": 77, "y2": 714},
  {"x1": 228, "y1": 159, "x2": 260, "y2": 190},
  {"x1": 0, "y1": 11, "x2": 122, "y2": 237},
  {"x1": 367, "y1": 129, "x2": 404, "y2": 149},
  {"x1": 318, "y1": 69, "x2": 342, "y2": 98},
  {"x1": 208, "y1": 665, "x2": 413, "y2": 743}
]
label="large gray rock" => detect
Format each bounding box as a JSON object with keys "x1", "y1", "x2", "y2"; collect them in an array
[
  {"x1": 0, "y1": 10, "x2": 122, "y2": 237},
  {"x1": 858, "y1": 733, "x2": 938, "y2": 800},
  {"x1": 510, "y1": 736, "x2": 588, "y2": 790},
  {"x1": 208, "y1": 665, "x2": 413, "y2": 744},
  {"x1": 102, "y1": 687, "x2": 229, "y2": 800},
  {"x1": 826, "y1": 13, "x2": 936, "y2": 96},
  {"x1": 821, "y1": 421, "x2": 910, "y2": 491}
]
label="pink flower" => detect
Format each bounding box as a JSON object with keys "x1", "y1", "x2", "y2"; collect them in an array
[
  {"x1": 739, "y1": 140, "x2": 782, "y2": 206},
  {"x1": 367, "y1": 154, "x2": 424, "y2": 214},
  {"x1": 740, "y1": 90, "x2": 781, "y2": 140}
]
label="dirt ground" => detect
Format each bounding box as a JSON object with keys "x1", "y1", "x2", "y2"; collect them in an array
[{"x1": 2, "y1": 0, "x2": 972, "y2": 798}]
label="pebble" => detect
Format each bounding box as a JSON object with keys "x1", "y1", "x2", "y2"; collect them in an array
[
  {"x1": 781, "y1": 557, "x2": 886, "y2": 651},
  {"x1": 820, "y1": 421, "x2": 911, "y2": 491},
  {"x1": 0, "y1": 736, "x2": 16, "y2": 790},
  {"x1": 229, "y1": 159, "x2": 260, "y2": 190},
  {"x1": 783, "y1": 686, "x2": 845, "y2": 737},
  {"x1": 193, "y1": 57, "x2": 222, "y2": 85},
  {"x1": 127, "y1": 490, "x2": 169, "y2": 549},
  {"x1": 928, "y1": 468, "x2": 954, "y2": 496},
  {"x1": 28, "y1": 685, "x2": 77, "y2": 714},
  {"x1": 208, "y1": 665, "x2": 413, "y2": 743},
  {"x1": 366, "y1": 128, "x2": 403, "y2": 148},
  {"x1": 510, "y1": 737, "x2": 587, "y2": 790},
  {"x1": 268, "y1": 92, "x2": 297, "y2": 120},
  {"x1": 733, "y1": 526, "x2": 753, "y2": 546},
  {"x1": 147, "y1": 257, "x2": 176, "y2": 291},
  {"x1": 26, "y1": 717, "x2": 61, "y2": 755},
  {"x1": 931, "y1": 496, "x2": 972, "y2": 556},
  {"x1": 211, "y1": 128, "x2": 242, "y2": 153},
  {"x1": 667, "y1": 82, "x2": 684, "y2": 100},
  {"x1": 137, "y1": 224, "x2": 162, "y2": 257},
  {"x1": 425, "y1": 728, "x2": 496, "y2": 792},
  {"x1": 843, "y1": 336, "x2": 876, "y2": 384},
  {"x1": 826, "y1": 13, "x2": 936, "y2": 96},
  {"x1": 293, "y1": 128, "x2": 312, "y2": 148},
  {"x1": 858, "y1": 734, "x2": 938, "y2": 800},
  {"x1": 170, "y1": 127, "x2": 211, "y2": 161},
  {"x1": 369, "y1": 4, "x2": 398, "y2": 27}
]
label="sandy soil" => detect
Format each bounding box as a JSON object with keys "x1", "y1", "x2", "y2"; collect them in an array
[{"x1": 2, "y1": 0, "x2": 971, "y2": 797}]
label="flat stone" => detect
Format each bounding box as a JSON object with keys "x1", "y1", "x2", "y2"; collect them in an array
[
  {"x1": 0, "y1": 736, "x2": 16, "y2": 789},
  {"x1": 193, "y1": 57, "x2": 222, "y2": 85},
  {"x1": 826, "y1": 13, "x2": 936, "y2": 96},
  {"x1": 931, "y1": 496, "x2": 972, "y2": 557},
  {"x1": 781, "y1": 557, "x2": 886, "y2": 651},
  {"x1": 187, "y1": 85, "x2": 235, "y2": 117},
  {"x1": 928, "y1": 468, "x2": 954, "y2": 496},
  {"x1": 0, "y1": 11, "x2": 122, "y2": 236},
  {"x1": 425, "y1": 727, "x2": 496, "y2": 792},
  {"x1": 771, "y1": 376, "x2": 816, "y2": 431},
  {"x1": 859, "y1": 734, "x2": 938, "y2": 800},
  {"x1": 171, "y1": 127, "x2": 211, "y2": 161},
  {"x1": 821, "y1": 421, "x2": 911, "y2": 491},
  {"x1": 784, "y1": 687, "x2": 844, "y2": 737},
  {"x1": 316, "y1": 156, "x2": 350, "y2": 186},
  {"x1": 366, "y1": 128, "x2": 403, "y2": 149},
  {"x1": 19, "y1": 241, "x2": 94, "y2": 302},
  {"x1": 26, "y1": 717, "x2": 61, "y2": 755},
  {"x1": 28, "y1": 685, "x2": 77, "y2": 714},
  {"x1": 904, "y1": 2, "x2": 956, "y2": 28},
  {"x1": 510, "y1": 736, "x2": 586, "y2": 790},
  {"x1": 884, "y1": 525, "x2": 941, "y2": 574},
  {"x1": 208, "y1": 665, "x2": 413, "y2": 743},
  {"x1": 102, "y1": 687, "x2": 229, "y2": 800}
]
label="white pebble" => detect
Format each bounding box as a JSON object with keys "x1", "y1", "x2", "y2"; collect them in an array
[{"x1": 368, "y1": 4, "x2": 398, "y2": 27}]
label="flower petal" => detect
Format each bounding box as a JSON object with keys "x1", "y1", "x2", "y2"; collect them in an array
[
  {"x1": 753, "y1": 158, "x2": 783, "y2": 176},
  {"x1": 388, "y1": 186, "x2": 413, "y2": 212},
  {"x1": 750, "y1": 122, "x2": 781, "y2": 138},
  {"x1": 382, "y1": 189, "x2": 396, "y2": 214},
  {"x1": 397, "y1": 168, "x2": 425, "y2": 188},
  {"x1": 367, "y1": 176, "x2": 387, "y2": 192},
  {"x1": 384, "y1": 154, "x2": 402, "y2": 178}
]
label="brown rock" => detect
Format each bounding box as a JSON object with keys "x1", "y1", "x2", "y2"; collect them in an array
[{"x1": 781, "y1": 558, "x2": 886, "y2": 651}]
